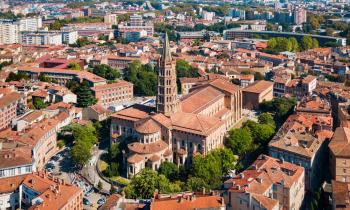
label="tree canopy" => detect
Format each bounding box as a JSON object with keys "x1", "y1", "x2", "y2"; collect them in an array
[
  {"x1": 68, "y1": 62, "x2": 81, "y2": 70},
  {"x1": 92, "y1": 64, "x2": 121, "y2": 81},
  {"x1": 264, "y1": 37, "x2": 300, "y2": 54},
  {"x1": 227, "y1": 128, "x2": 253, "y2": 156},
  {"x1": 75, "y1": 81, "x2": 96, "y2": 108},
  {"x1": 124, "y1": 61, "x2": 157, "y2": 96}
]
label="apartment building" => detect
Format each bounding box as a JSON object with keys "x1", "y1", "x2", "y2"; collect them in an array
[
  {"x1": 0, "y1": 17, "x2": 42, "y2": 44},
  {"x1": 91, "y1": 80, "x2": 133, "y2": 108},
  {"x1": 0, "y1": 20, "x2": 19, "y2": 44},
  {"x1": 20, "y1": 31, "x2": 63, "y2": 45},
  {"x1": 224, "y1": 155, "x2": 305, "y2": 210},
  {"x1": 117, "y1": 14, "x2": 154, "y2": 37},
  {"x1": 18, "y1": 66, "x2": 106, "y2": 87},
  {"x1": 104, "y1": 13, "x2": 118, "y2": 25},
  {"x1": 0, "y1": 144, "x2": 33, "y2": 178},
  {"x1": 268, "y1": 112, "x2": 333, "y2": 190},
  {"x1": 0, "y1": 91, "x2": 26, "y2": 130},
  {"x1": 21, "y1": 172, "x2": 83, "y2": 209}
]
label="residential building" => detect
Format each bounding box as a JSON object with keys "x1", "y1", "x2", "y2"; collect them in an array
[
  {"x1": 0, "y1": 175, "x2": 27, "y2": 210},
  {"x1": 0, "y1": 20, "x2": 19, "y2": 44},
  {"x1": 91, "y1": 80, "x2": 133, "y2": 108},
  {"x1": 83, "y1": 104, "x2": 110, "y2": 121},
  {"x1": 296, "y1": 96, "x2": 331, "y2": 117},
  {"x1": 104, "y1": 13, "x2": 118, "y2": 25},
  {"x1": 269, "y1": 112, "x2": 333, "y2": 190},
  {"x1": 202, "y1": 11, "x2": 215, "y2": 21},
  {"x1": 285, "y1": 75, "x2": 317, "y2": 98},
  {"x1": 293, "y1": 7, "x2": 307, "y2": 25},
  {"x1": 21, "y1": 172, "x2": 83, "y2": 210},
  {"x1": 242, "y1": 80, "x2": 274, "y2": 110},
  {"x1": 224, "y1": 155, "x2": 305, "y2": 210},
  {"x1": 0, "y1": 144, "x2": 33, "y2": 178},
  {"x1": 18, "y1": 17, "x2": 42, "y2": 31},
  {"x1": 329, "y1": 127, "x2": 350, "y2": 182},
  {"x1": 150, "y1": 192, "x2": 226, "y2": 210},
  {"x1": 18, "y1": 66, "x2": 106, "y2": 87},
  {"x1": 117, "y1": 14, "x2": 154, "y2": 37},
  {"x1": 61, "y1": 29, "x2": 78, "y2": 45},
  {"x1": 331, "y1": 180, "x2": 350, "y2": 210},
  {"x1": 0, "y1": 17, "x2": 42, "y2": 44},
  {"x1": 239, "y1": 74, "x2": 254, "y2": 88},
  {"x1": 0, "y1": 91, "x2": 26, "y2": 130},
  {"x1": 20, "y1": 31, "x2": 63, "y2": 45}
]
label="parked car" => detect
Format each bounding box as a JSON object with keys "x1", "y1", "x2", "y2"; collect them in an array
[
  {"x1": 83, "y1": 197, "x2": 91, "y2": 205},
  {"x1": 97, "y1": 197, "x2": 106, "y2": 205}
]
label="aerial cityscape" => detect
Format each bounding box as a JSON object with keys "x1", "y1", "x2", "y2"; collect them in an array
[{"x1": 0, "y1": 0, "x2": 349, "y2": 209}]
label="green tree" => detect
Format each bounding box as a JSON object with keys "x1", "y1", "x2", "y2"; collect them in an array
[
  {"x1": 254, "y1": 72, "x2": 264, "y2": 80},
  {"x1": 258, "y1": 112, "x2": 275, "y2": 128},
  {"x1": 108, "y1": 142, "x2": 119, "y2": 161},
  {"x1": 6, "y1": 72, "x2": 29, "y2": 82},
  {"x1": 227, "y1": 128, "x2": 253, "y2": 156},
  {"x1": 76, "y1": 81, "x2": 96, "y2": 107},
  {"x1": 32, "y1": 97, "x2": 47, "y2": 110},
  {"x1": 191, "y1": 148, "x2": 236, "y2": 188},
  {"x1": 124, "y1": 168, "x2": 161, "y2": 199},
  {"x1": 68, "y1": 62, "x2": 81, "y2": 70},
  {"x1": 71, "y1": 141, "x2": 92, "y2": 167},
  {"x1": 73, "y1": 37, "x2": 91, "y2": 48},
  {"x1": 124, "y1": 61, "x2": 157, "y2": 96},
  {"x1": 92, "y1": 64, "x2": 121, "y2": 81},
  {"x1": 110, "y1": 185, "x2": 117, "y2": 194},
  {"x1": 176, "y1": 60, "x2": 200, "y2": 78},
  {"x1": 185, "y1": 177, "x2": 208, "y2": 191},
  {"x1": 158, "y1": 161, "x2": 179, "y2": 182},
  {"x1": 104, "y1": 162, "x2": 119, "y2": 177},
  {"x1": 325, "y1": 28, "x2": 335, "y2": 36},
  {"x1": 39, "y1": 74, "x2": 52, "y2": 82},
  {"x1": 244, "y1": 121, "x2": 275, "y2": 146},
  {"x1": 301, "y1": 36, "x2": 314, "y2": 50}
]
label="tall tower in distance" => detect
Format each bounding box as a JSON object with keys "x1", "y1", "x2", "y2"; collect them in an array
[{"x1": 156, "y1": 33, "x2": 179, "y2": 116}]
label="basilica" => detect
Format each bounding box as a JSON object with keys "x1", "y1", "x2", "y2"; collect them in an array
[{"x1": 110, "y1": 34, "x2": 243, "y2": 178}]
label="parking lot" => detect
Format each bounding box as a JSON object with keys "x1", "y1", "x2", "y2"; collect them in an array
[{"x1": 44, "y1": 147, "x2": 106, "y2": 209}]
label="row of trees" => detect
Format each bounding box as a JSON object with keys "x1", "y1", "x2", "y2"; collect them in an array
[
  {"x1": 123, "y1": 148, "x2": 237, "y2": 199},
  {"x1": 49, "y1": 17, "x2": 104, "y2": 30},
  {"x1": 264, "y1": 36, "x2": 319, "y2": 54}
]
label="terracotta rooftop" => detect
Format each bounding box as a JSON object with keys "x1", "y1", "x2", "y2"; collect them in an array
[
  {"x1": 135, "y1": 118, "x2": 161, "y2": 134},
  {"x1": 128, "y1": 140, "x2": 168, "y2": 154},
  {"x1": 332, "y1": 180, "x2": 350, "y2": 210},
  {"x1": 150, "y1": 193, "x2": 224, "y2": 210},
  {"x1": 181, "y1": 86, "x2": 224, "y2": 114},
  {"x1": 91, "y1": 80, "x2": 133, "y2": 91},
  {"x1": 0, "y1": 92, "x2": 23, "y2": 109},
  {"x1": 243, "y1": 80, "x2": 273, "y2": 94},
  {"x1": 329, "y1": 127, "x2": 350, "y2": 159},
  {"x1": 0, "y1": 175, "x2": 27, "y2": 194},
  {"x1": 226, "y1": 155, "x2": 304, "y2": 200},
  {"x1": 0, "y1": 145, "x2": 33, "y2": 169}
]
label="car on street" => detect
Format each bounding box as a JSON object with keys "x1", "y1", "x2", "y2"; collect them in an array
[
  {"x1": 97, "y1": 197, "x2": 106, "y2": 205},
  {"x1": 83, "y1": 197, "x2": 91, "y2": 205}
]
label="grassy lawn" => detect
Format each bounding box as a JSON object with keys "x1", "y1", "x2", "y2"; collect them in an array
[{"x1": 111, "y1": 176, "x2": 130, "y2": 186}]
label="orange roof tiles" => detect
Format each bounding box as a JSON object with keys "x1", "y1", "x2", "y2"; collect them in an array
[
  {"x1": 243, "y1": 80, "x2": 273, "y2": 94},
  {"x1": 150, "y1": 194, "x2": 224, "y2": 210},
  {"x1": 0, "y1": 175, "x2": 27, "y2": 194}
]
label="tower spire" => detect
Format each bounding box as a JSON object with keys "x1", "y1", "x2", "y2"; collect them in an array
[
  {"x1": 156, "y1": 33, "x2": 179, "y2": 116},
  {"x1": 162, "y1": 33, "x2": 172, "y2": 63}
]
